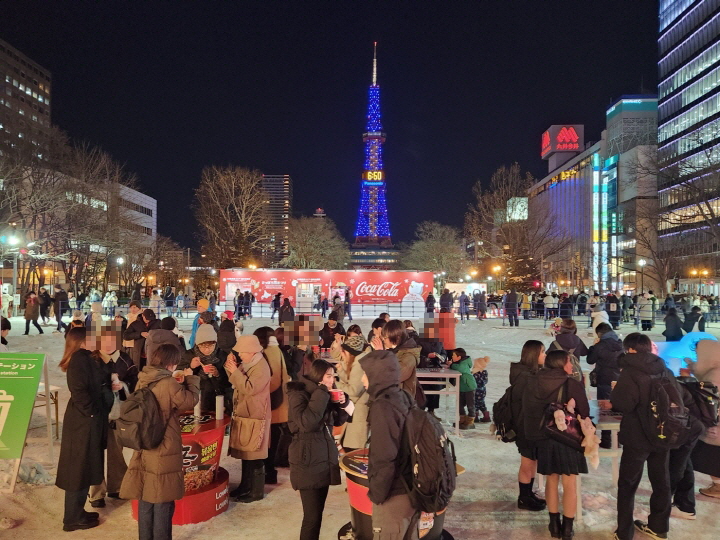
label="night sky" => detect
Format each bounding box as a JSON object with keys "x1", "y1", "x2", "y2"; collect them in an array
[{"x1": 0, "y1": 1, "x2": 658, "y2": 247}]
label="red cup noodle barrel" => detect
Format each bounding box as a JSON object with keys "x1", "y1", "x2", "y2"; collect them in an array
[{"x1": 131, "y1": 414, "x2": 231, "y2": 525}]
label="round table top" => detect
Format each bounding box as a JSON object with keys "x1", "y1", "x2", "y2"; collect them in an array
[{"x1": 340, "y1": 448, "x2": 465, "y2": 479}]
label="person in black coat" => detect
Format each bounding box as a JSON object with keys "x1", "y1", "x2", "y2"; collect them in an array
[
  {"x1": 510, "y1": 340, "x2": 547, "y2": 511},
  {"x1": 177, "y1": 324, "x2": 232, "y2": 414},
  {"x1": 359, "y1": 349, "x2": 419, "y2": 538},
  {"x1": 662, "y1": 307, "x2": 684, "y2": 341},
  {"x1": 88, "y1": 325, "x2": 138, "y2": 508},
  {"x1": 279, "y1": 297, "x2": 295, "y2": 323},
  {"x1": 287, "y1": 360, "x2": 349, "y2": 540},
  {"x1": 610, "y1": 333, "x2": 684, "y2": 540},
  {"x1": 439, "y1": 288, "x2": 453, "y2": 313},
  {"x1": 523, "y1": 350, "x2": 589, "y2": 539},
  {"x1": 425, "y1": 293, "x2": 436, "y2": 313},
  {"x1": 271, "y1": 293, "x2": 282, "y2": 322},
  {"x1": 319, "y1": 312, "x2": 345, "y2": 348},
  {"x1": 417, "y1": 321, "x2": 447, "y2": 418},
  {"x1": 682, "y1": 306, "x2": 705, "y2": 333},
  {"x1": 605, "y1": 292, "x2": 621, "y2": 329},
  {"x1": 123, "y1": 309, "x2": 161, "y2": 370},
  {"x1": 56, "y1": 327, "x2": 114, "y2": 531},
  {"x1": 547, "y1": 318, "x2": 589, "y2": 382},
  {"x1": 586, "y1": 322, "x2": 623, "y2": 448}
]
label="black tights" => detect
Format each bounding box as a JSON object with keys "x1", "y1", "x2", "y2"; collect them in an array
[{"x1": 299, "y1": 486, "x2": 329, "y2": 540}]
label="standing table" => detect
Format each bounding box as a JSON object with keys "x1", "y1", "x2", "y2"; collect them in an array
[
  {"x1": 416, "y1": 368, "x2": 462, "y2": 436},
  {"x1": 338, "y1": 449, "x2": 463, "y2": 540}
]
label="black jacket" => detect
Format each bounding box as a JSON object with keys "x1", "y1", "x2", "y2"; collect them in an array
[
  {"x1": 682, "y1": 312, "x2": 705, "y2": 333},
  {"x1": 123, "y1": 318, "x2": 161, "y2": 369},
  {"x1": 611, "y1": 352, "x2": 683, "y2": 451},
  {"x1": 663, "y1": 314, "x2": 684, "y2": 340},
  {"x1": 522, "y1": 367, "x2": 590, "y2": 442},
  {"x1": 54, "y1": 289, "x2": 69, "y2": 311},
  {"x1": 286, "y1": 376, "x2": 349, "y2": 491},
  {"x1": 547, "y1": 334, "x2": 589, "y2": 357},
  {"x1": 439, "y1": 293, "x2": 453, "y2": 310},
  {"x1": 178, "y1": 347, "x2": 232, "y2": 413},
  {"x1": 112, "y1": 350, "x2": 138, "y2": 396},
  {"x1": 359, "y1": 350, "x2": 411, "y2": 504},
  {"x1": 586, "y1": 332, "x2": 623, "y2": 387},
  {"x1": 279, "y1": 304, "x2": 295, "y2": 323},
  {"x1": 418, "y1": 338, "x2": 446, "y2": 368},
  {"x1": 319, "y1": 322, "x2": 345, "y2": 348},
  {"x1": 509, "y1": 362, "x2": 534, "y2": 448},
  {"x1": 56, "y1": 350, "x2": 113, "y2": 491}
]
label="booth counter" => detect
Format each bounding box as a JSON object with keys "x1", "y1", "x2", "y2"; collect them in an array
[
  {"x1": 338, "y1": 449, "x2": 461, "y2": 540},
  {"x1": 131, "y1": 413, "x2": 231, "y2": 525}
]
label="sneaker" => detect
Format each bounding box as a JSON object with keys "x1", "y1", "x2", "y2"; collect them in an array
[
  {"x1": 671, "y1": 506, "x2": 696, "y2": 520},
  {"x1": 699, "y1": 482, "x2": 720, "y2": 499},
  {"x1": 633, "y1": 520, "x2": 667, "y2": 539}
]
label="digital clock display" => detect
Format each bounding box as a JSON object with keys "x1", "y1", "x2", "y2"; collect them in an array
[{"x1": 364, "y1": 171, "x2": 383, "y2": 181}]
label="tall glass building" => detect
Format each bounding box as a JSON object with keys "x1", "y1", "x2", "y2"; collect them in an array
[{"x1": 658, "y1": 0, "x2": 720, "y2": 273}]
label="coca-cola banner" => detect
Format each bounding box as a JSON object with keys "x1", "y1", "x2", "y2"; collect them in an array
[{"x1": 219, "y1": 269, "x2": 433, "y2": 305}]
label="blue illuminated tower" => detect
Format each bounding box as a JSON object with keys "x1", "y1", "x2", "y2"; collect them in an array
[{"x1": 354, "y1": 43, "x2": 392, "y2": 247}]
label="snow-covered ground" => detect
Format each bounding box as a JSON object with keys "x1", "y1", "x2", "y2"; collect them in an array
[{"x1": 1, "y1": 313, "x2": 719, "y2": 539}]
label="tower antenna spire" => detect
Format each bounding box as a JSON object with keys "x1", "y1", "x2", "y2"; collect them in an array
[{"x1": 372, "y1": 42, "x2": 377, "y2": 86}]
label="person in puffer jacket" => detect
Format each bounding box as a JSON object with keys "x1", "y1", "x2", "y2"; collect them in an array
[
  {"x1": 287, "y1": 359, "x2": 349, "y2": 540},
  {"x1": 359, "y1": 349, "x2": 419, "y2": 540}
]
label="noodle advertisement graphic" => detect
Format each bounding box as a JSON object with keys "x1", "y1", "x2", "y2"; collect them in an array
[{"x1": 0, "y1": 353, "x2": 45, "y2": 459}]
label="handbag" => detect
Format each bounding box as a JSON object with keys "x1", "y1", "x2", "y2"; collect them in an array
[
  {"x1": 541, "y1": 380, "x2": 585, "y2": 452},
  {"x1": 229, "y1": 415, "x2": 266, "y2": 453}
]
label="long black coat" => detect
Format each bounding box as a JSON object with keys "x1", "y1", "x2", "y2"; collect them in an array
[
  {"x1": 56, "y1": 350, "x2": 113, "y2": 491},
  {"x1": 586, "y1": 333, "x2": 623, "y2": 387},
  {"x1": 287, "y1": 377, "x2": 348, "y2": 490},
  {"x1": 509, "y1": 362, "x2": 534, "y2": 449}
]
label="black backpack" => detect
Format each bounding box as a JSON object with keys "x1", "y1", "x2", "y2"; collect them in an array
[
  {"x1": 114, "y1": 380, "x2": 170, "y2": 450},
  {"x1": 641, "y1": 372, "x2": 690, "y2": 450},
  {"x1": 679, "y1": 378, "x2": 720, "y2": 428},
  {"x1": 492, "y1": 385, "x2": 517, "y2": 443},
  {"x1": 399, "y1": 394, "x2": 457, "y2": 513}
]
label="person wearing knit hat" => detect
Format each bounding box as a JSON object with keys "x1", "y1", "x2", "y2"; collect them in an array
[
  {"x1": 471, "y1": 356, "x2": 491, "y2": 423},
  {"x1": 225, "y1": 333, "x2": 271, "y2": 503},
  {"x1": 336, "y1": 334, "x2": 371, "y2": 451},
  {"x1": 177, "y1": 321, "x2": 231, "y2": 416},
  {"x1": 189, "y1": 298, "x2": 210, "y2": 348}
]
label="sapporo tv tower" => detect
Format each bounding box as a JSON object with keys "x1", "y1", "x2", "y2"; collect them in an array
[{"x1": 353, "y1": 43, "x2": 393, "y2": 251}]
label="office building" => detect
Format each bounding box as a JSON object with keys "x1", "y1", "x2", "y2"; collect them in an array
[
  {"x1": 0, "y1": 38, "x2": 52, "y2": 157},
  {"x1": 529, "y1": 97, "x2": 658, "y2": 293},
  {"x1": 261, "y1": 174, "x2": 292, "y2": 266},
  {"x1": 658, "y1": 0, "x2": 720, "y2": 286}
]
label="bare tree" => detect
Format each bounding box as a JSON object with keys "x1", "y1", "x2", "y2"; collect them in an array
[
  {"x1": 465, "y1": 163, "x2": 572, "y2": 286},
  {"x1": 194, "y1": 166, "x2": 269, "y2": 268},
  {"x1": 280, "y1": 217, "x2": 350, "y2": 269}
]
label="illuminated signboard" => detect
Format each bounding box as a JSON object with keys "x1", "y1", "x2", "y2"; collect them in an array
[
  {"x1": 363, "y1": 170, "x2": 384, "y2": 181},
  {"x1": 541, "y1": 125, "x2": 585, "y2": 159}
]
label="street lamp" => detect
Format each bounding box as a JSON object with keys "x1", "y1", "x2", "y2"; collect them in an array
[
  {"x1": 493, "y1": 265, "x2": 502, "y2": 291},
  {"x1": 638, "y1": 259, "x2": 646, "y2": 294}
]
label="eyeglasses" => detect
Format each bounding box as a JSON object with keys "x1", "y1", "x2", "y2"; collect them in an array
[{"x1": 197, "y1": 342, "x2": 216, "y2": 349}]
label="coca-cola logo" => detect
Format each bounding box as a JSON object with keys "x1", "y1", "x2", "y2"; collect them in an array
[{"x1": 355, "y1": 281, "x2": 401, "y2": 298}]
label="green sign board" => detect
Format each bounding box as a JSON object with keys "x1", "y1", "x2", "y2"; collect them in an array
[{"x1": 0, "y1": 353, "x2": 45, "y2": 459}]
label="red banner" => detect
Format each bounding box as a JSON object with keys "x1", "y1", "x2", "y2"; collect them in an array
[{"x1": 219, "y1": 269, "x2": 433, "y2": 305}]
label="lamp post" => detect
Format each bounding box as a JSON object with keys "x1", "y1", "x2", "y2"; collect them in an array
[
  {"x1": 638, "y1": 259, "x2": 646, "y2": 294},
  {"x1": 493, "y1": 265, "x2": 502, "y2": 292}
]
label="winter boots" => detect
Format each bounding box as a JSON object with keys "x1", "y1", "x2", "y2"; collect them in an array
[
  {"x1": 234, "y1": 460, "x2": 266, "y2": 503},
  {"x1": 478, "y1": 411, "x2": 491, "y2": 423},
  {"x1": 548, "y1": 512, "x2": 561, "y2": 538},
  {"x1": 518, "y1": 480, "x2": 546, "y2": 511},
  {"x1": 459, "y1": 415, "x2": 476, "y2": 430}
]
